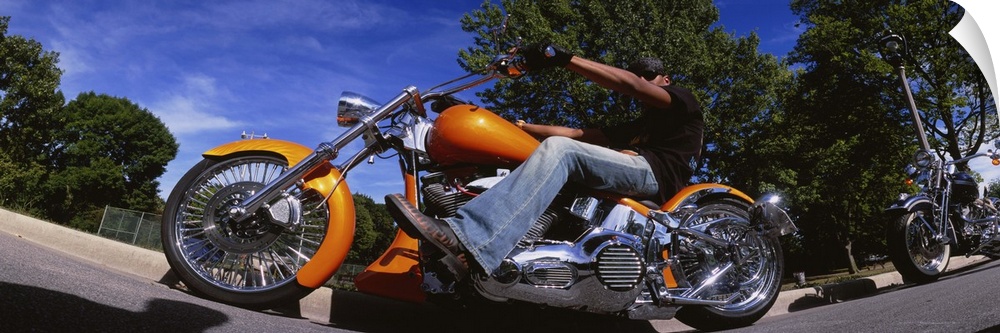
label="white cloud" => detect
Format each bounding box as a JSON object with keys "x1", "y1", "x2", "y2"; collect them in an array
[
  {"x1": 196, "y1": 0, "x2": 404, "y2": 32},
  {"x1": 47, "y1": 40, "x2": 94, "y2": 75},
  {"x1": 153, "y1": 96, "x2": 242, "y2": 134},
  {"x1": 284, "y1": 35, "x2": 325, "y2": 53},
  {"x1": 150, "y1": 73, "x2": 242, "y2": 135}
]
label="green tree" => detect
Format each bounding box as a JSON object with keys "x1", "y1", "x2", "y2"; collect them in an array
[
  {"x1": 0, "y1": 151, "x2": 46, "y2": 214},
  {"x1": 782, "y1": 0, "x2": 989, "y2": 273},
  {"x1": 43, "y1": 92, "x2": 177, "y2": 229},
  {"x1": 458, "y1": 0, "x2": 793, "y2": 195},
  {"x1": 0, "y1": 16, "x2": 65, "y2": 163},
  {"x1": 345, "y1": 194, "x2": 396, "y2": 264},
  {"x1": 0, "y1": 16, "x2": 64, "y2": 212},
  {"x1": 793, "y1": 1, "x2": 996, "y2": 163},
  {"x1": 986, "y1": 178, "x2": 1000, "y2": 199}
]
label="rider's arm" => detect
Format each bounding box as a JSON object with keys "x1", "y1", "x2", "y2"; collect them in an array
[
  {"x1": 518, "y1": 121, "x2": 611, "y2": 146},
  {"x1": 565, "y1": 56, "x2": 674, "y2": 110}
]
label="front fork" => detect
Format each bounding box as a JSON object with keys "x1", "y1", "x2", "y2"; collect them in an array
[
  {"x1": 931, "y1": 189, "x2": 959, "y2": 246},
  {"x1": 226, "y1": 87, "x2": 417, "y2": 224},
  {"x1": 892, "y1": 192, "x2": 955, "y2": 247}
]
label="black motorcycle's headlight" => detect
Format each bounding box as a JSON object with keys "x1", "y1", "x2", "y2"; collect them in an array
[{"x1": 913, "y1": 149, "x2": 934, "y2": 168}]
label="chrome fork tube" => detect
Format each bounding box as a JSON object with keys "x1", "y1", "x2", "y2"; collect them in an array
[
  {"x1": 228, "y1": 86, "x2": 418, "y2": 222},
  {"x1": 896, "y1": 67, "x2": 932, "y2": 153},
  {"x1": 935, "y1": 179, "x2": 952, "y2": 243}
]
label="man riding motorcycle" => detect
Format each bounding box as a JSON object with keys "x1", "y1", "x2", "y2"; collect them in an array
[{"x1": 387, "y1": 42, "x2": 704, "y2": 278}]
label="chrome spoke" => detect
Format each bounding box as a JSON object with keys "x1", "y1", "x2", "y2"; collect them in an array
[
  {"x1": 170, "y1": 156, "x2": 329, "y2": 293},
  {"x1": 681, "y1": 201, "x2": 780, "y2": 313}
]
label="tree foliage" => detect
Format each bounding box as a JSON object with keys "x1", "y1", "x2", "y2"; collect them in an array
[
  {"x1": 0, "y1": 150, "x2": 46, "y2": 214},
  {"x1": 345, "y1": 194, "x2": 396, "y2": 265},
  {"x1": 0, "y1": 16, "x2": 64, "y2": 212},
  {"x1": 986, "y1": 178, "x2": 1000, "y2": 199},
  {"x1": 40, "y1": 92, "x2": 178, "y2": 229},
  {"x1": 780, "y1": 0, "x2": 993, "y2": 273},
  {"x1": 0, "y1": 16, "x2": 65, "y2": 163},
  {"x1": 792, "y1": 0, "x2": 995, "y2": 162},
  {"x1": 0, "y1": 17, "x2": 177, "y2": 230}
]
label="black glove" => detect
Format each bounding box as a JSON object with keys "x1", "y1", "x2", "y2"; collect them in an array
[{"x1": 521, "y1": 41, "x2": 573, "y2": 71}]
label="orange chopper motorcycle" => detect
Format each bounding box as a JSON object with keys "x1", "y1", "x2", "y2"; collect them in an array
[{"x1": 160, "y1": 37, "x2": 798, "y2": 330}]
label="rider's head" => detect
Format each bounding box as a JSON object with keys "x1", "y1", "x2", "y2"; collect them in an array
[{"x1": 628, "y1": 57, "x2": 670, "y2": 86}]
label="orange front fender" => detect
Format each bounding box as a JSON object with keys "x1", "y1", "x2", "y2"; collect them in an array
[{"x1": 203, "y1": 139, "x2": 355, "y2": 288}]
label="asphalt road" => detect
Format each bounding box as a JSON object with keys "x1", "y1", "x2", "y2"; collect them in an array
[
  {"x1": 704, "y1": 260, "x2": 1000, "y2": 333},
  {"x1": 0, "y1": 231, "x2": 335, "y2": 333}
]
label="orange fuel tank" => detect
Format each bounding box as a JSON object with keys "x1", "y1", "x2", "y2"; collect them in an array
[{"x1": 427, "y1": 105, "x2": 540, "y2": 167}]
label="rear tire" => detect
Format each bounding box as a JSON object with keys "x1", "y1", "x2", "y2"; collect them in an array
[
  {"x1": 674, "y1": 198, "x2": 784, "y2": 331},
  {"x1": 161, "y1": 155, "x2": 331, "y2": 309},
  {"x1": 886, "y1": 209, "x2": 949, "y2": 283}
]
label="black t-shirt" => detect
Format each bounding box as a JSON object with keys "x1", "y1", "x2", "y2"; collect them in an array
[{"x1": 602, "y1": 85, "x2": 704, "y2": 203}]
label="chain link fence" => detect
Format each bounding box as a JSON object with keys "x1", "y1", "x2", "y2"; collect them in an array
[{"x1": 97, "y1": 206, "x2": 162, "y2": 251}]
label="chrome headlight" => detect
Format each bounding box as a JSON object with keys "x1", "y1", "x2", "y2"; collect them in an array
[
  {"x1": 913, "y1": 149, "x2": 934, "y2": 168},
  {"x1": 337, "y1": 91, "x2": 382, "y2": 127}
]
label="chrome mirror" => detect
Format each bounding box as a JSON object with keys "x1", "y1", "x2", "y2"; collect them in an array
[{"x1": 878, "y1": 30, "x2": 908, "y2": 68}]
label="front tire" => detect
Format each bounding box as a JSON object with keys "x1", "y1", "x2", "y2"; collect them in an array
[
  {"x1": 674, "y1": 199, "x2": 784, "y2": 331},
  {"x1": 886, "y1": 209, "x2": 950, "y2": 283},
  {"x1": 161, "y1": 155, "x2": 331, "y2": 309}
]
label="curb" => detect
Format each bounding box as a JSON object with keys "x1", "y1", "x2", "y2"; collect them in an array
[{"x1": 1, "y1": 208, "x2": 991, "y2": 328}]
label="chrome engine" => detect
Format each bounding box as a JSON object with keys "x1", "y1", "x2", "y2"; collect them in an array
[
  {"x1": 966, "y1": 198, "x2": 1000, "y2": 258},
  {"x1": 418, "y1": 170, "x2": 679, "y2": 319}
]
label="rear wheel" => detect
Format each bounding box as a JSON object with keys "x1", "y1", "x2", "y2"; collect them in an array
[
  {"x1": 161, "y1": 154, "x2": 331, "y2": 309},
  {"x1": 886, "y1": 209, "x2": 950, "y2": 283},
  {"x1": 674, "y1": 199, "x2": 784, "y2": 331}
]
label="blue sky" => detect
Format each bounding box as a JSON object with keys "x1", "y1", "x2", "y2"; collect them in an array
[{"x1": 1, "y1": 0, "x2": 996, "y2": 202}]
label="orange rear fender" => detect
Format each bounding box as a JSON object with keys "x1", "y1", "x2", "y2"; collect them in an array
[{"x1": 660, "y1": 183, "x2": 753, "y2": 211}]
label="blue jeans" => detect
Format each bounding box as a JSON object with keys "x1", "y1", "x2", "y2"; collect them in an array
[{"x1": 444, "y1": 136, "x2": 659, "y2": 272}]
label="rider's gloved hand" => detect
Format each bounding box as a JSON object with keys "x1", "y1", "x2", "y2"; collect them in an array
[{"x1": 521, "y1": 41, "x2": 573, "y2": 71}]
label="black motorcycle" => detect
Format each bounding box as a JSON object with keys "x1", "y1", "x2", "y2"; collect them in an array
[{"x1": 879, "y1": 31, "x2": 1000, "y2": 283}]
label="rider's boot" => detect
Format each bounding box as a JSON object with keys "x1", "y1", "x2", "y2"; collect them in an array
[{"x1": 385, "y1": 194, "x2": 469, "y2": 278}]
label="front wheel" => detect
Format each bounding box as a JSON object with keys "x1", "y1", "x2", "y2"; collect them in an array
[
  {"x1": 674, "y1": 198, "x2": 784, "y2": 331},
  {"x1": 161, "y1": 154, "x2": 331, "y2": 309},
  {"x1": 886, "y1": 209, "x2": 950, "y2": 283}
]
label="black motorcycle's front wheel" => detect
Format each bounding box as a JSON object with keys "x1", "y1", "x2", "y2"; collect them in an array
[
  {"x1": 161, "y1": 154, "x2": 330, "y2": 309},
  {"x1": 886, "y1": 209, "x2": 950, "y2": 283}
]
